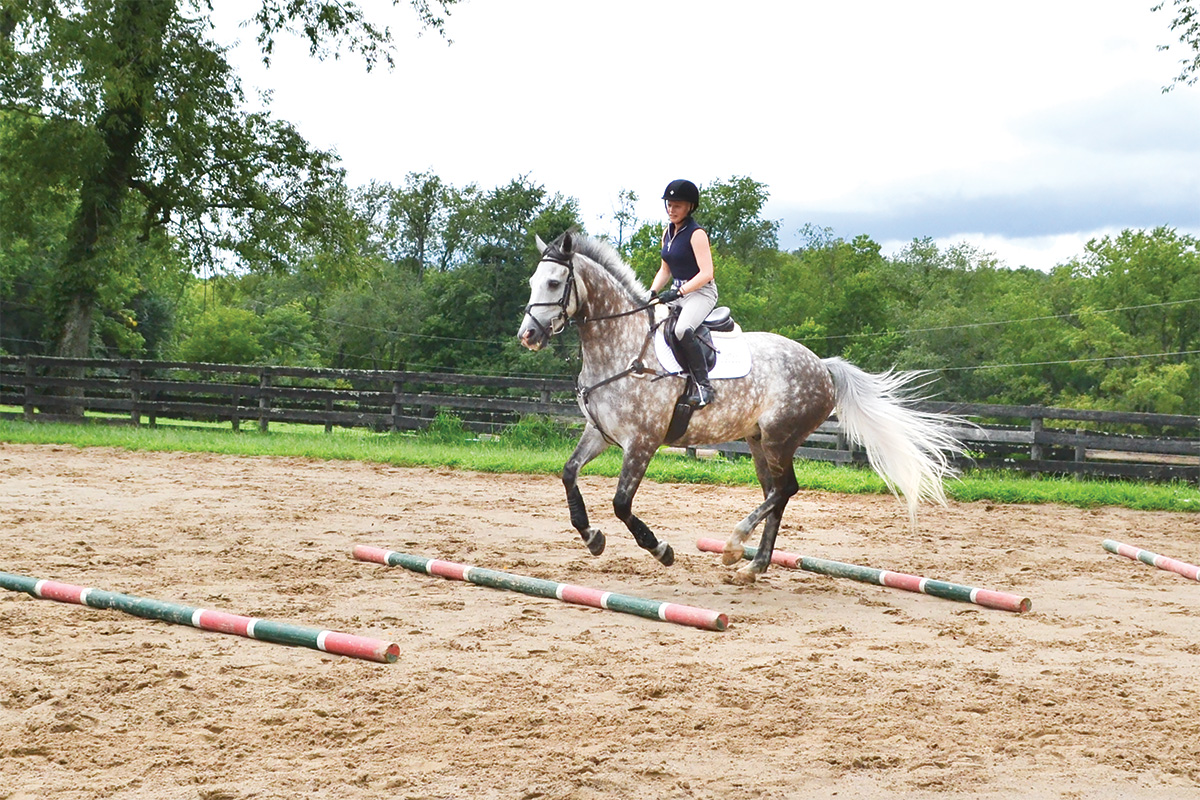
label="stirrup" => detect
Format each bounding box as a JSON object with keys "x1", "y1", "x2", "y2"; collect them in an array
[{"x1": 685, "y1": 380, "x2": 716, "y2": 408}]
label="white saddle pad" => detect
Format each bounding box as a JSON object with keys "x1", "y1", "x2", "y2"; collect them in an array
[{"x1": 653, "y1": 324, "x2": 752, "y2": 380}]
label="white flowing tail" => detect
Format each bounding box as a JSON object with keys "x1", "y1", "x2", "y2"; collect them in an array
[{"x1": 823, "y1": 357, "x2": 965, "y2": 527}]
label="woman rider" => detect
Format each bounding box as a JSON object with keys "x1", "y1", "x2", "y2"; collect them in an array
[{"x1": 649, "y1": 179, "x2": 718, "y2": 407}]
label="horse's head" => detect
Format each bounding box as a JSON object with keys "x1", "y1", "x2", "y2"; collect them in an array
[{"x1": 518, "y1": 232, "x2": 586, "y2": 351}]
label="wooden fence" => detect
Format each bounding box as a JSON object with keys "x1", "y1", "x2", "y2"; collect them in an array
[{"x1": 1, "y1": 355, "x2": 1196, "y2": 482}]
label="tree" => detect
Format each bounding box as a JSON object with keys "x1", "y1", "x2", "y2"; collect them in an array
[
  {"x1": 698, "y1": 175, "x2": 780, "y2": 261},
  {"x1": 356, "y1": 173, "x2": 482, "y2": 277},
  {"x1": 0, "y1": 0, "x2": 457, "y2": 366},
  {"x1": 322, "y1": 268, "x2": 425, "y2": 370},
  {"x1": 410, "y1": 178, "x2": 583, "y2": 372},
  {"x1": 176, "y1": 306, "x2": 265, "y2": 365},
  {"x1": 1154, "y1": 1, "x2": 1200, "y2": 90},
  {"x1": 608, "y1": 188, "x2": 640, "y2": 249},
  {"x1": 1059, "y1": 227, "x2": 1200, "y2": 414}
]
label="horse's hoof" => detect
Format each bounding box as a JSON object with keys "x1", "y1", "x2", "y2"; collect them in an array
[
  {"x1": 721, "y1": 544, "x2": 745, "y2": 566},
  {"x1": 582, "y1": 529, "x2": 605, "y2": 556},
  {"x1": 652, "y1": 542, "x2": 675, "y2": 566},
  {"x1": 730, "y1": 566, "x2": 759, "y2": 585}
]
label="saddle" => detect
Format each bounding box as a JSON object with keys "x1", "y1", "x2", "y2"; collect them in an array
[
  {"x1": 654, "y1": 306, "x2": 749, "y2": 380},
  {"x1": 662, "y1": 305, "x2": 735, "y2": 372}
]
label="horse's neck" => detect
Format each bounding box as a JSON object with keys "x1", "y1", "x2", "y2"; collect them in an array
[{"x1": 577, "y1": 272, "x2": 648, "y2": 371}]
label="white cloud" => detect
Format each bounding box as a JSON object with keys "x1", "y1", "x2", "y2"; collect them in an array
[{"x1": 211, "y1": 0, "x2": 1200, "y2": 268}]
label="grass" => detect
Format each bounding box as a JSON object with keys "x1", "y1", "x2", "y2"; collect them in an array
[{"x1": 1, "y1": 416, "x2": 1197, "y2": 513}]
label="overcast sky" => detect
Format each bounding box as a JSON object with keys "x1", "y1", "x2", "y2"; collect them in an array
[{"x1": 213, "y1": 1, "x2": 1200, "y2": 271}]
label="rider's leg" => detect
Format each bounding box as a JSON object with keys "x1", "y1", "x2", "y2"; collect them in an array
[
  {"x1": 673, "y1": 284, "x2": 718, "y2": 407},
  {"x1": 678, "y1": 330, "x2": 716, "y2": 407}
]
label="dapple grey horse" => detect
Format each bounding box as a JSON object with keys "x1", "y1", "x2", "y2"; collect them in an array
[{"x1": 518, "y1": 232, "x2": 963, "y2": 583}]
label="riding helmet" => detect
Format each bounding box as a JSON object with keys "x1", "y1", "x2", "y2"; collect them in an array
[{"x1": 661, "y1": 179, "x2": 700, "y2": 209}]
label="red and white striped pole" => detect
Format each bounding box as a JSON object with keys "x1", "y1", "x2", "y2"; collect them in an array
[
  {"x1": 697, "y1": 538, "x2": 1031, "y2": 613},
  {"x1": 1103, "y1": 539, "x2": 1200, "y2": 582},
  {"x1": 354, "y1": 545, "x2": 729, "y2": 631},
  {"x1": 0, "y1": 571, "x2": 400, "y2": 663}
]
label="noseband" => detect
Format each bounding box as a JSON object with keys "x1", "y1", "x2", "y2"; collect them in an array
[{"x1": 522, "y1": 251, "x2": 579, "y2": 340}]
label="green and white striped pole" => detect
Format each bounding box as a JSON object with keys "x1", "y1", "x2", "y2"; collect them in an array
[
  {"x1": 353, "y1": 545, "x2": 729, "y2": 631},
  {"x1": 696, "y1": 538, "x2": 1031, "y2": 613},
  {"x1": 0, "y1": 571, "x2": 399, "y2": 663}
]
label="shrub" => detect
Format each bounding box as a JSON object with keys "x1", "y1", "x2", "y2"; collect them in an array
[
  {"x1": 419, "y1": 411, "x2": 470, "y2": 443},
  {"x1": 499, "y1": 415, "x2": 579, "y2": 448}
]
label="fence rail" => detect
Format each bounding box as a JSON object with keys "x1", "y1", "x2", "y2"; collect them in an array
[{"x1": 2, "y1": 355, "x2": 1196, "y2": 482}]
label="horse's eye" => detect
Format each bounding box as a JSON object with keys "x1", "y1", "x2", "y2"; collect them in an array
[{"x1": 547, "y1": 280, "x2": 561, "y2": 290}]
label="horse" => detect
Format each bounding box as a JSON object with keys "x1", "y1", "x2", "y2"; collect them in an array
[{"x1": 517, "y1": 231, "x2": 964, "y2": 583}]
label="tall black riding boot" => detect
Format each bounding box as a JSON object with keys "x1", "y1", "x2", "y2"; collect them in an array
[{"x1": 679, "y1": 329, "x2": 716, "y2": 408}]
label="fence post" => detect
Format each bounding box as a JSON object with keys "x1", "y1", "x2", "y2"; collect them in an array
[
  {"x1": 231, "y1": 392, "x2": 240, "y2": 432},
  {"x1": 325, "y1": 398, "x2": 334, "y2": 434},
  {"x1": 1030, "y1": 416, "x2": 1043, "y2": 462},
  {"x1": 1074, "y1": 427, "x2": 1086, "y2": 463},
  {"x1": 836, "y1": 429, "x2": 850, "y2": 461},
  {"x1": 258, "y1": 368, "x2": 270, "y2": 433},
  {"x1": 392, "y1": 380, "x2": 403, "y2": 432},
  {"x1": 129, "y1": 366, "x2": 142, "y2": 426},
  {"x1": 23, "y1": 357, "x2": 35, "y2": 421}
]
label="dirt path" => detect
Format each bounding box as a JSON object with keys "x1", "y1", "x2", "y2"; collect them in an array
[{"x1": 2, "y1": 443, "x2": 1199, "y2": 799}]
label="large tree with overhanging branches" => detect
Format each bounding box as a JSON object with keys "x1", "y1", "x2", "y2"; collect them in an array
[{"x1": 0, "y1": 0, "x2": 456, "y2": 361}]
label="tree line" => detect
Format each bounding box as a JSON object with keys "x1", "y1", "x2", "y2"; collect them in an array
[{"x1": 1, "y1": 2, "x2": 1197, "y2": 417}]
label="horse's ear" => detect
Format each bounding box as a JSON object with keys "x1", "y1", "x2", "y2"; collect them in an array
[
  {"x1": 535, "y1": 234, "x2": 548, "y2": 254},
  {"x1": 561, "y1": 232, "x2": 574, "y2": 254}
]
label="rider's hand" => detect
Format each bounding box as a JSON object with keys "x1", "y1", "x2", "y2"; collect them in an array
[{"x1": 656, "y1": 287, "x2": 681, "y2": 304}]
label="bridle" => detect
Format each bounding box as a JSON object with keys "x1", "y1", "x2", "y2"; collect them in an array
[
  {"x1": 523, "y1": 249, "x2": 658, "y2": 336},
  {"x1": 521, "y1": 250, "x2": 579, "y2": 341}
]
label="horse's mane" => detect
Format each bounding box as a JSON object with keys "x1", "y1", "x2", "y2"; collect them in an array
[{"x1": 549, "y1": 232, "x2": 651, "y2": 305}]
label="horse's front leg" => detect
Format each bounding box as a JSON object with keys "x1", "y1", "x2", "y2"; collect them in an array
[
  {"x1": 563, "y1": 423, "x2": 611, "y2": 556},
  {"x1": 613, "y1": 441, "x2": 674, "y2": 566}
]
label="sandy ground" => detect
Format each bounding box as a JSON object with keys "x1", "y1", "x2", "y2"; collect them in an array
[{"x1": 2, "y1": 443, "x2": 1200, "y2": 799}]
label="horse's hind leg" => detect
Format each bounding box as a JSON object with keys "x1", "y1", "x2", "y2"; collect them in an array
[
  {"x1": 722, "y1": 437, "x2": 777, "y2": 565},
  {"x1": 736, "y1": 461, "x2": 799, "y2": 582},
  {"x1": 613, "y1": 441, "x2": 674, "y2": 566},
  {"x1": 563, "y1": 424, "x2": 610, "y2": 556}
]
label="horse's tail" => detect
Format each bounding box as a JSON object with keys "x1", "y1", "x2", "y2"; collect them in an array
[{"x1": 822, "y1": 357, "x2": 965, "y2": 527}]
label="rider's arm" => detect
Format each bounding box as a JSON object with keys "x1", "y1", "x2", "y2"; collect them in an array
[
  {"x1": 679, "y1": 228, "x2": 715, "y2": 295},
  {"x1": 650, "y1": 260, "x2": 672, "y2": 293}
]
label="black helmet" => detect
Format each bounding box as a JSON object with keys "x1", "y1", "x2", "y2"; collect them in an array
[{"x1": 661, "y1": 179, "x2": 700, "y2": 209}]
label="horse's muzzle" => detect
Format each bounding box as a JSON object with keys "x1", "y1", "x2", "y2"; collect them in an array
[{"x1": 519, "y1": 323, "x2": 546, "y2": 351}]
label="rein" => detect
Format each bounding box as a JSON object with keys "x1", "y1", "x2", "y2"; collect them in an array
[
  {"x1": 576, "y1": 317, "x2": 667, "y2": 403},
  {"x1": 525, "y1": 251, "x2": 672, "y2": 441}
]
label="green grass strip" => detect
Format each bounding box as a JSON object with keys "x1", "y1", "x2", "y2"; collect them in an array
[{"x1": 1, "y1": 418, "x2": 1196, "y2": 513}]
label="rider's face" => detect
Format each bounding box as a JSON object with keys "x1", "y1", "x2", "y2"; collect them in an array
[{"x1": 665, "y1": 200, "x2": 693, "y2": 225}]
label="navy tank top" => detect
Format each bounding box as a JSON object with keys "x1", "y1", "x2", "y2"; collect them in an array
[{"x1": 661, "y1": 217, "x2": 703, "y2": 282}]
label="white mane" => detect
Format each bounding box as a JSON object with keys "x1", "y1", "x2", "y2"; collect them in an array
[{"x1": 552, "y1": 233, "x2": 651, "y2": 306}]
